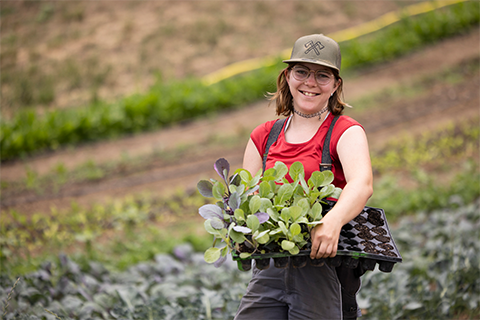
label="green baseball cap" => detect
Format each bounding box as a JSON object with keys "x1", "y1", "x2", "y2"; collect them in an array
[{"x1": 283, "y1": 34, "x2": 341, "y2": 71}]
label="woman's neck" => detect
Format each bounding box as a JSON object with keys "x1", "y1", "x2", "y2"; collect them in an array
[{"x1": 284, "y1": 112, "x2": 330, "y2": 144}]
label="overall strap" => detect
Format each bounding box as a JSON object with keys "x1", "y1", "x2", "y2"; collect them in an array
[
  {"x1": 320, "y1": 115, "x2": 340, "y2": 172},
  {"x1": 262, "y1": 118, "x2": 287, "y2": 173}
]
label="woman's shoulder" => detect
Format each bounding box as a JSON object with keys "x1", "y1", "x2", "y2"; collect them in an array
[
  {"x1": 333, "y1": 115, "x2": 363, "y2": 132},
  {"x1": 337, "y1": 115, "x2": 361, "y2": 127},
  {"x1": 251, "y1": 119, "x2": 282, "y2": 138}
]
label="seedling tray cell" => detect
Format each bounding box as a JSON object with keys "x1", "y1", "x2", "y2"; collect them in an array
[{"x1": 233, "y1": 200, "x2": 402, "y2": 273}]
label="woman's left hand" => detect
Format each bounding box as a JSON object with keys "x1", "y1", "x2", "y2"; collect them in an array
[{"x1": 310, "y1": 213, "x2": 343, "y2": 259}]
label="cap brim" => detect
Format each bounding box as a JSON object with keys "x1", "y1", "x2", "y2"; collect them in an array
[{"x1": 283, "y1": 58, "x2": 339, "y2": 71}]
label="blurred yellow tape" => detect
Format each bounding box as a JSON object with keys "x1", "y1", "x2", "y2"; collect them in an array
[{"x1": 202, "y1": 0, "x2": 466, "y2": 86}]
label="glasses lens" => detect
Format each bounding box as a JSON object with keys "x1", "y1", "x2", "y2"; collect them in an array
[
  {"x1": 315, "y1": 71, "x2": 333, "y2": 85},
  {"x1": 293, "y1": 66, "x2": 309, "y2": 81},
  {"x1": 292, "y1": 65, "x2": 333, "y2": 85}
]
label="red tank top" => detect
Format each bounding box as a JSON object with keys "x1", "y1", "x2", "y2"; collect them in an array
[{"x1": 250, "y1": 114, "x2": 363, "y2": 189}]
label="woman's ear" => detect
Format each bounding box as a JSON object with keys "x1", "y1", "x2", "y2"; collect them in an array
[
  {"x1": 334, "y1": 77, "x2": 341, "y2": 93},
  {"x1": 284, "y1": 69, "x2": 290, "y2": 84}
]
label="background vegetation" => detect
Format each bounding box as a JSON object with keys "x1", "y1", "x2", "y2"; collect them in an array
[
  {"x1": 1, "y1": 1, "x2": 479, "y2": 319},
  {"x1": 1, "y1": 1, "x2": 478, "y2": 161}
]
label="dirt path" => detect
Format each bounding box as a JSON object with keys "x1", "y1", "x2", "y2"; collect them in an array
[{"x1": 2, "y1": 29, "x2": 479, "y2": 214}]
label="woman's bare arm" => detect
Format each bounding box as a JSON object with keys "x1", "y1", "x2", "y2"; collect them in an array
[
  {"x1": 242, "y1": 138, "x2": 263, "y2": 177},
  {"x1": 310, "y1": 125, "x2": 373, "y2": 259}
]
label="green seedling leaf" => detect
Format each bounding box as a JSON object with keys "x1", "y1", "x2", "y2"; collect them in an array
[
  {"x1": 212, "y1": 181, "x2": 226, "y2": 200},
  {"x1": 299, "y1": 174, "x2": 310, "y2": 195},
  {"x1": 229, "y1": 229, "x2": 247, "y2": 243},
  {"x1": 309, "y1": 190, "x2": 322, "y2": 204},
  {"x1": 281, "y1": 207, "x2": 290, "y2": 223},
  {"x1": 292, "y1": 233, "x2": 304, "y2": 243},
  {"x1": 234, "y1": 208, "x2": 245, "y2": 222},
  {"x1": 289, "y1": 162, "x2": 304, "y2": 181},
  {"x1": 269, "y1": 228, "x2": 283, "y2": 236},
  {"x1": 239, "y1": 252, "x2": 252, "y2": 259},
  {"x1": 322, "y1": 171, "x2": 334, "y2": 185},
  {"x1": 239, "y1": 170, "x2": 251, "y2": 183},
  {"x1": 262, "y1": 168, "x2": 277, "y2": 181},
  {"x1": 309, "y1": 202, "x2": 323, "y2": 221},
  {"x1": 254, "y1": 230, "x2": 270, "y2": 244},
  {"x1": 246, "y1": 215, "x2": 260, "y2": 233},
  {"x1": 288, "y1": 246, "x2": 300, "y2": 255},
  {"x1": 319, "y1": 184, "x2": 335, "y2": 199},
  {"x1": 297, "y1": 198, "x2": 310, "y2": 216},
  {"x1": 204, "y1": 247, "x2": 222, "y2": 264},
  {"x1": 276, "y1": 184, "x2": 294, "y2": 205},
  {"x1": 281, "y1": 240, "x2": 295, "y2": 251},
  {"x1": 273, "y1": 161, "x2": 288, "y2": 180},
  {"x1": 247, "y1": 170, "x2": 262, "y2": 188},
  {"x1": 267, "y1": 208, "x2": 279, "y2": 222},
  {"x1": 331, "y1": 187, "x2": 342, "y2": 199},
  {"x1": 289, "y1": 206, "x2": 303, "y2": 222},
  {"x1": 308, "y1": 171, "x2": 322, "y2": 189},
  {"x1": 230, "y1": 183, "x2": 245, "y2": 197},
  {"x1": 210, "y1": 217, "x2": 224, "y2": 230},
  {"x1": 259, "y1": 181, "x2": 272, "y2": 198},
  {"x1": 197, "y1": 180, "x2": 214, "y2": 198},
  {"x1": 259, "y1": 198, "x2": 273, "y2": 212},
  {"x1": 204, "y1": 220, "x2": 219, "y2": 235},
  {"x1": 249, "y1": 195, "x2": 261, "y2": 214},
  {"x1": 229, "y1": 173, "x2": 241, "y2": 186},
  {"x1": 278, "y1": 221, "x2": 289, "y2": 236},
  {"x1": 290, "y1": 222, "x2": 301, "y2": 236}
]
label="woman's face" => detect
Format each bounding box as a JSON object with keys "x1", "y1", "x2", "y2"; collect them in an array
[{"x1": 285, "y1": 62, "x2": 340, "y2": 115}]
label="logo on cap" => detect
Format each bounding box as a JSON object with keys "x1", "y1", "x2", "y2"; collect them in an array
[{"x1": 304, "y1": 40, "x2": 324, "y2": 55}]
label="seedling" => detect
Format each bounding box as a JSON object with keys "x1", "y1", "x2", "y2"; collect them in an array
[{"x1": 197, "y1": 158, "x2": 342, "y2": 267}]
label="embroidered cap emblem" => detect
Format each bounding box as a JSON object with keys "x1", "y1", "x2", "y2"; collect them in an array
[{"x1": 304, "y1": 40, "x2": 324, "y2": 55}]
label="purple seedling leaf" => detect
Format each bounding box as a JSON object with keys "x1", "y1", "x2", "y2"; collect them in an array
[
  {"x1": 228, "y1": 192, "x2": 241, "y2": 211},
  {"x1": 255, "y1": 211, "x2": 270, "y2": 224},
  {"x1": 214, "y1": 254, "x2": 227, "y2": 268},
  {"x1": 197, "y1": 180, "x2": 214, "y2": 198},
  {"x1": 199, "y1": 204, "x2": 224, "y2": 220},
  {"x1": 214, "y1": 158, "x2": 230, "y2": 185}
]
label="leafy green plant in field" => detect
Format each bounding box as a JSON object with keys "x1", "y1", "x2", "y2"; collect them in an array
[
  {"x1": 369, "y1": 159, "x2": 480, "y2": 220},
  {"x1": 358, "y1": 200, "x2": 480, "y2": 319},
  {"x1": 371, "y1": 118, "x2": 479, "y2": 175},
  {"x1": 197, "y1": 158, "x2": 341, "y2": 265},
  {"x1": 0, "y1": 192, "x2": 212, "y2": 276},
  {"x1": 1, "y1": 1, "x2": 478, "y2": 161},
  {"x1": 1, "y1": 201, "x2": 478, "y2": 319}
]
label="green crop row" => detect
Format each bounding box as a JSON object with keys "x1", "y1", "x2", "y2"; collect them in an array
[
  {"x1": 371, "y1": 118, "x2": 479, "y2": 174},
  {"x1": 1, "y1": 1, "x2": 478, "y2": 161},
  {"x1": 1, "y1": 200, "x2": 478, "y2": 319},
  {"x1": 2, "y1": 156, "x2": 478, "y2": 277}
]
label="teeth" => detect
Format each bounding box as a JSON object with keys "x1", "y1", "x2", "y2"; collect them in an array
[{"x1": 302, "y1": 91, "x2": 318, "y2": 97}]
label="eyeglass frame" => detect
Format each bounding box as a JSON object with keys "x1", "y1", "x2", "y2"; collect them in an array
[{"x1": 289, "y1": 64, "x2": 336, "y2": 86}]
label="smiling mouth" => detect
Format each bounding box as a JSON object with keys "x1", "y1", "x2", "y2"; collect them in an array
[{"x1": 300, "y1": 90, "x2": 319, "y2": 97}]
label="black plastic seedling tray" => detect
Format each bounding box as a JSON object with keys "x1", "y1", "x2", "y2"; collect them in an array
[{"x1": 233, "y1": 200, "x2": 402, "y2": 273}]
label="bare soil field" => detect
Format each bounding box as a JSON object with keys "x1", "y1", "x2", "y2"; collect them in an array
[{"x1": 1, "y1": 2, "x2": 479, "y2": 215}]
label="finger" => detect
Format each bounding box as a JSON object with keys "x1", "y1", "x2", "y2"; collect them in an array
[{"x1": 315, "y1": 243, "x2": 328, "y2": 259}]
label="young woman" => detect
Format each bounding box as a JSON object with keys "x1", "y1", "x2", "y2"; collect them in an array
[{"x1": 235, "y1": 34, "x2": 373, "y2": 320}]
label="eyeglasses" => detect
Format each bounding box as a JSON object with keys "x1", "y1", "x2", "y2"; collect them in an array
[{"x1": 291, "y1": 65, "x2": 335, "y2": 86}]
